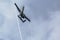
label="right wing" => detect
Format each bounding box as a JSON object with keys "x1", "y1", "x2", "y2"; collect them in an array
[
  {"x1": 14, "y1": 3, "x2": 21, "y2": 12},
  {"x1": 24, "y1": 16, "x2": 31, "y2": 22}
]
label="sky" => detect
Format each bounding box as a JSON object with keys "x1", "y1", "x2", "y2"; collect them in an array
[{"x1": 0, "y1": 0, "x2": 60, "y2": 40}]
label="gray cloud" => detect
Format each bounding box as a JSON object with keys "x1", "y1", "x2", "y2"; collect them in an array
[
  {"x1": 18, "y1": 0, "x2": 60, "y2": 40},
  {"x1": 0, "y1": 0, "x2": 60, "y2": 40}
]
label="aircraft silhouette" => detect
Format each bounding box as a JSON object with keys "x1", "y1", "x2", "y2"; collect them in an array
[{"x1": 14, "y1": 3, "x2": 31, "y2": 23}]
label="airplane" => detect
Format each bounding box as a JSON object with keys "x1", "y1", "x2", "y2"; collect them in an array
[{"x1": 14, "y1": 3, "x2": 31, "y2": 23}]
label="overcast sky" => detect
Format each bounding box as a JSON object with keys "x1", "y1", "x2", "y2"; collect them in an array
[{"x1": 0, "y1": 0, "x2": 60, "y2": 40}]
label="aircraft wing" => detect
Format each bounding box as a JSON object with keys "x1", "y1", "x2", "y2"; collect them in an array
[
  {"x1": 24, "y1": 15, "x2": 31, "y2": 22},
  {"x1": 14, "y1": 3, "x2": 21, "y2": 12}
]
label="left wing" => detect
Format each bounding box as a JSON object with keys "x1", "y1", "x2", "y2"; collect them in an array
[{"x1": 14, "y1": 3, "x2": 21, "y2": 12}]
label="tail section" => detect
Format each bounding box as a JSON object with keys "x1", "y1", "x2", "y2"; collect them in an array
[{"x1": 18, "y1": 15, "x2": 26, "y2": 23}]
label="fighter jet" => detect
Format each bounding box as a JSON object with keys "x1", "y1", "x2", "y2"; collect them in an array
[{"x1": 14, "y1": 3, "x2": 31, "y2": 23}]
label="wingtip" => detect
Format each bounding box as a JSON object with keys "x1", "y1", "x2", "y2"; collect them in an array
[{"x1": 14, "y1": 3, "x2": 16, "y2": 5}]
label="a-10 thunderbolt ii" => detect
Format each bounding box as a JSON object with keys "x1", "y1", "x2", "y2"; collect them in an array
[{"x1": 14, "y1": 3, "x2": 31, "y2": 23}]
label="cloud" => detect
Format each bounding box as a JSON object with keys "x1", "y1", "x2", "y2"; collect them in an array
[
  {"x1": 0, "y1": 0, "x2": 60, "y2": 40},
  {"x1": 0, "y1": 0, "x2": 20, "y2": 40},
  {"x1": 18, "y1": 0, "x2": 60, "y2": 40}
]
